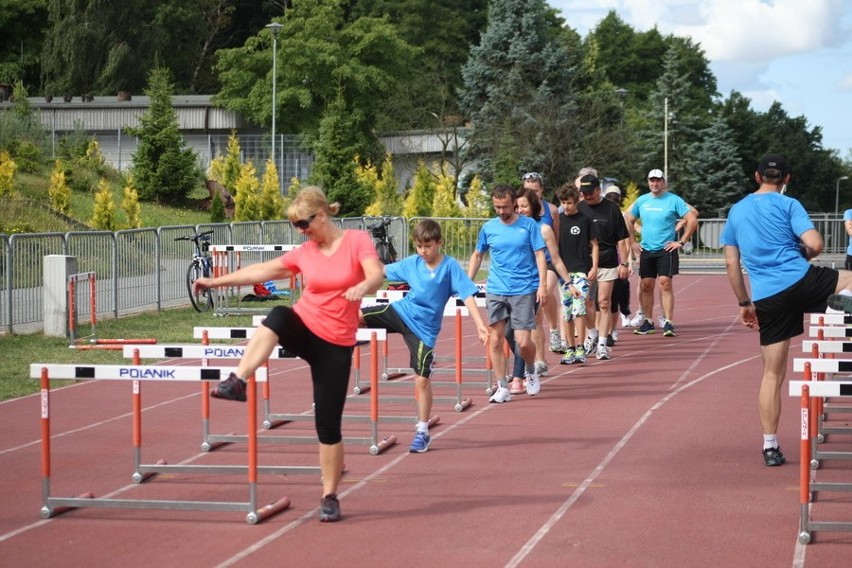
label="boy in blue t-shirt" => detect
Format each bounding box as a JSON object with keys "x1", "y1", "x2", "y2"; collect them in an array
[{"x1": 361, "y1": 219, "x2": 488, "y2": 453}]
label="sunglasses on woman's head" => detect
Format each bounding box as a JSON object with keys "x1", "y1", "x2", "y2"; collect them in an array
[
  {"x1": 292, "y1": 213, "x2": 317, "y2": 230},
  {"x1": 522, "y1": 172, "x2": 543, "y2": 181}
]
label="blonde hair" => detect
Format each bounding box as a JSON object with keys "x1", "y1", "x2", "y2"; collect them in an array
[{"x1": 286, "y1": 186, "x2": 341, "y2": 221}]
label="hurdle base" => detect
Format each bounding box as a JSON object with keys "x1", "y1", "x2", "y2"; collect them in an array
[
  {"x1": 369, "y1": 435, "x2": 398, "y2": 456},
  {"x1": 133, "y1": 458, "x2": 168, "y2": 483},
  {"x1": 262, "y1": 418, "x2": 290, "y2": 430},
  {"x1": 248, "y1": 496, "x2": 291, "y2": 525},
  {"x1": 41, "y1": 492, "x2": 95, "y2": 518},
  {"x1": 202, "y1": 432, "x2": 236, "y2": 452},
  {"x1": 454, "y1": 397, "x2": 473, "y2": 412}
]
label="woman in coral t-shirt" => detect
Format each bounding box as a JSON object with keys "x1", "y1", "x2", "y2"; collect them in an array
[{"x1": 194, "y1": 186, "x2": 383, "y2": 522}]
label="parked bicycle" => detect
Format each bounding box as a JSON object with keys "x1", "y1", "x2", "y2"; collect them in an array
[
  {"x1": 174, "y1": 229, "x2": 215, "y2": 312},
  {"x1": 367, "y1": 217, "x2": 398, "y2": 264}
]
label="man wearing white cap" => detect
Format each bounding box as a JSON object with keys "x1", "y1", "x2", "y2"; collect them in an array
[{"x1": 625, "y1": 169, "x2": 697, "y2": 337}]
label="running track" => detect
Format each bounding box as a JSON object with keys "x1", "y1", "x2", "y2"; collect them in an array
[{"x1": 1, "y1": 274, "x2": 849, "y2": 567}]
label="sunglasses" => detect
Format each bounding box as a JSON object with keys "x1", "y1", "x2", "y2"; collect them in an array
[
  {"x1": 522, "y1": 172, "x2": 543, "y2": 181},
  {"x1": 292, "y1": 213, "x2": 317, "y2": 230}
]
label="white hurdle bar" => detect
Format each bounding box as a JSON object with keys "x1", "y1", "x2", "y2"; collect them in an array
[
  {"x1": 30, "y1": 363, "x2": 289, "y2": 524},
  {"x1": 802, "y1": 340, "x2": 852, "y2": 356},
  {"x1": 208, "y1": 244, "x2": 301, "y2": 315},
  {"x1": 809, "y1": 313, "x2": 852, "y2": 326},
  {"x1": 789, "y1": 378, "x2": 852, "y2": 544},
  {"x1": 193, "y1": 326, "x2": 397, "y2": 455},
  {"x1": 808, "y1": 326, "x2": 852, "y2": 339},
  {"x1": 122, "y1": 344, "x2": 307, "y2": 452}
]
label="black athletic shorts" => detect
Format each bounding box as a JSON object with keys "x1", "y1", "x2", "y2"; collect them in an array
[
  {"x1": 638, "y1": 249, "x2": 679, "y2": 279},
  {"x1": 754, "y1": 265, "x2": 839, "y2": 346},
  {"x1": 361, "y1": 304, "x2": 434, "y2": 378}
]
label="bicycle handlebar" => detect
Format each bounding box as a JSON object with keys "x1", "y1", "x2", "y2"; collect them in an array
[
  {"x1": 366, "y1": 217, "x2": 392, "y2": 231},
  {"x1": 174, "y1": 230, "x2": 215, "y2": 243}
]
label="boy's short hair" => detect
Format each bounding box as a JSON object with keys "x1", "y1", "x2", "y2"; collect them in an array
[
  {"x1": 413, "y1": 219, "x2": 442, "y2": 243},
  {"x1": 555, "y1": 183, "x2": 579, "y2": 202}
]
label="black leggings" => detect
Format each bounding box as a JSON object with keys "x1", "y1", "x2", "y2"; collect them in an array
[
  {"x1": 609, "y1": 278, "x2": 631, "y2": 315},
  {"x1": 262, "y1": 306, "x2": 353, "y2": 445}
]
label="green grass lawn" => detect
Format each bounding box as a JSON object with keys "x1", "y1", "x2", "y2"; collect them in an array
[{"x1": 1, "y1": 307, "x2": 257, "y2": 401}]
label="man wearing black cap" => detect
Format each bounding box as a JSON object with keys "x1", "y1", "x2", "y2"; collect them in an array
[
  {"x1": 721, "y1": 154, "x2": 852, "y2": 467},
  {"x1": 577, "y1": 174, "x2": 630, "y2": 360}
]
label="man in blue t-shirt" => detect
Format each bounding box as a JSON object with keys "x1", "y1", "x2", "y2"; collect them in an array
[
  {"x1": 625, "y1": 169, "x2": 697, "y2": 337},
  {"x1": 362, "y1": 219, "x2": 488, "y2": 453},
  {"x1": 468, "y1": 184, "x2": 547, "y2": 403},
  {"x1": 721, "y1": 154, "x2": 852, "y2": 467}
]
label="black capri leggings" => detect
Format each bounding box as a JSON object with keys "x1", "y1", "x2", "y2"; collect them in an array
[{"x1": 262, "y1": 306, "x2": 353, "y2": 445}]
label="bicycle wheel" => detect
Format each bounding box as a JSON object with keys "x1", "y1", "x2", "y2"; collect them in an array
[
  {"x1": 186, "y1": 261, "x2": 213, "y2": 312},
  {"x1": 387, "y1": 239, "x2": 398, "y2": 263}
]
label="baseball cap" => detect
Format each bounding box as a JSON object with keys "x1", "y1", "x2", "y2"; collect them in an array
[
  {"x1": 578, "y1": 174, "x2": 600, "y2": 193},
  {"x1": 647, "y1": 169, "x2": 665, "y2": 179},
  {"x1": 757, "y1": 154, "x2": 789, "y2": 179},
  {"x1": 603, "y1": 185, "x2": 621, "y2": 197}
]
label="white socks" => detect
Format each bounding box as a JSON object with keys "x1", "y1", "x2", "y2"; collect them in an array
[{"x1": 763, "y1": 434, "x2": 778, "y2": 450}]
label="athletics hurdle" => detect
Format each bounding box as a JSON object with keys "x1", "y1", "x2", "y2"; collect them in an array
[
  {"x1": 208, "y1": 244, "x2": 300, "y2": 316},
  {"x1": 789, "y1": 374, "x2": 852, "y2": 544},
  {"x1": 192, "y1": 326, "x2": 398, "y2": 455},
  {"x1": 123, "y1": 343, "x2": 303, "y2": 451},
  {"x1": 30, "y1": 363, "x2": 292, "y2": 524},
  {"x1": 67, "y1": 271, "x2": 157, "y2": 349}
]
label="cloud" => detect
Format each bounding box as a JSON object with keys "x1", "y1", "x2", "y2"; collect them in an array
[
  {"x1": 551, "y1": 0, "x2": 848, "y2": 63},
  {"x1": 838, "y1": 73, "x2": 852, "y2": 92}
]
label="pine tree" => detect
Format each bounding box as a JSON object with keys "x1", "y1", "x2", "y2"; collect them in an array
[
  {"x1": 463, "y1": 175, "x2": 491, "y2": 218},
  {"x1": 90, "y1": 178, "x2": 116, "y2": 230},
  {"x1": 210, "y1": 192, "x2": 226, "y2": 223},
  {"x1": 233, "y1": 161, "x2": 260, "y2": 221},
  {"x1": 402, "y1": 162, "x2": 437, "y2": 219},
  {"x1": 458, "y1": 0, "x2": 576, "y2": 186},
  {"x1": 0, "y1": 150, "x2": 17, "y2": 198},
  {"x1": 125, "y1": 67, "x2": 200, "y2": 203},
  {"x1": 431, "y1": 169, "x2": 462, "y2": 218},
  {"x1": 677, "y1": 116, "x2": 745, "y2": 217},
  {"x1": 257, "y1": 160, "x2": 285, "y2": 220},
  {"x1": 48, "y1": 160, "x2": 71, "y2": 214},
  {"x1": 121, "y1": 180, "x2": 142, "y2": 229},
  {"x1": 363, "y1": 154, "x2": 402, "y2": 216}
]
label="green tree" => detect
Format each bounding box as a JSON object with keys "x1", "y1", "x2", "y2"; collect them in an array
[
  {"x1": 402, "y1": 162, "x2": 436, "y2": 218},
  {"x1": 121, "y1": 180, "x2": 142, "y2": 229},
  {"x1": 210, "y1": 191, "x2": 226, "y2": 223},
  {"x1": 216, "y1": 0, "x2": 418, "y2": 153},
  {"x1": 48, "y1": 159, "x2": 71, "y2": 213},
  {"x1": 458, "y1": 0, "x2": 577, "y2": 188},
  {"x1": 676, "y1": 116, "x2": 744, "y2": 217},
  {"x1": 307, "y1": 93, "x2": 370, "y2": 216},
  {"x1": 257, "y1": 159, "x2": 284, "y2": 220},
  {"x1": 90, "y1": 178, "x2": 116, "y2": 230},
  {"x1": 126, "y1": 67, "x2": 200, "y2": 203},
  {"x1": 0, "y1": 0, "x2": 48, "y2": 89},
  {"x1": 233, "y1": 160, "x2": 260, "y2": 221},
  {"x1": 363, "y1": 154, "x2": 402, "y2": 217}
]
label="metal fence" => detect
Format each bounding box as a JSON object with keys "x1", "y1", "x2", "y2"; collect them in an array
[{"x1": 0, "y1": 216, "x2": 847, "y2": 335}]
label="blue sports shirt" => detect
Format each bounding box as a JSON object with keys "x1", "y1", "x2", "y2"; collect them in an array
[
  {"x1": 385, "y1": 254, "x2": 478, "y2": 347},
  {"x1": 475, "y1": 215, "x2": 545, "y2": 295},
  {"x1": 720, "y1": 192, "x2": 814, "y2": 301},
  {"x1": 629, "y1": 192, "x2": 691, "y2": 251}
]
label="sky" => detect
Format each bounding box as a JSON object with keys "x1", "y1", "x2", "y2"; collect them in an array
[{"x1": 548, "y1": 0, "x2": 852, "y2": 159}]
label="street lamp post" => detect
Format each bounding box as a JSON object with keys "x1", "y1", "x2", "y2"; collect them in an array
[
  {"x1": 836, "y1": 176, "x2": 849, "y2": 216},
  {"x1": 265, "y1": 22, "x2": 283, "y2": 166}
]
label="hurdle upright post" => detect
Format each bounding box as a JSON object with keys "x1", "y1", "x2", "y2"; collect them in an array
[
  {"x1": 799, "y1": 378, "x2": 811, "y2": 544},
  {"x1": 453, "y1": 308, "x2": 472, "y2": 412}
]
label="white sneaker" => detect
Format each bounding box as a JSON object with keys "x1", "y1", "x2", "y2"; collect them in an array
[
  {"x1": 628, "y1": 312, "x2": 645, "y2": 327},
  {"x1": 489, "y1": 386, "x2": 512, "y2": 403},
  {"x1": 657, "y1": 316, "x2": 667, "y2": 328},
  {"x1": 534, "y1": 360, "x2": 549, "y2": 376},
  {"x1": 620, "y1": 313, "x2": 631, "y2": 328},
  {"x1": 583, "y1": 333, "x2": 598, "y2": 353},
  {"x1": 549, "y1": 330, "x2": 562, "y2": 352},
  {"x1": 611, "y1": 330, "x2": 619, "y2": 343},
  {"x1": 596, "y1": 345, "x2": 611, "y2": 360},
  {"x1": 525, "y1": 372, "x2": 541, "y2": 396}
]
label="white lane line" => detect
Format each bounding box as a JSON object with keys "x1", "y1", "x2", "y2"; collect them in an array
[
  {"x1": 504, "y1": 317, "x2": 759, "y2": 568},
  {"x1": 213, "y1": 403, "x2": 496, "y2": 568}
]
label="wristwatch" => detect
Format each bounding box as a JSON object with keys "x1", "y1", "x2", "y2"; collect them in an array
[
  {"x1": 738, "y1": 299, "x2": 752, "y2": 307},
  {"x1": 620, "y1": 262, "x2": 629, "y2": 267}
]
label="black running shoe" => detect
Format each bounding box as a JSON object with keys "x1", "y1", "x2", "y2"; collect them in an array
[
  {"x1": 634, "y1": 319, "x2": 655, "y2": 335},
  {"x1": 605, "y1": 334, "x2": 615, "y2": 347},
  {"x1": 762, "y1": 446, "x2": 785, "y2": 467},
  {"x1": 320, "y1": 494, "x2": 341, "y2": 522},
  {"x1": 211, "y1": 373, "x2": 247, "y2": 402}
]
